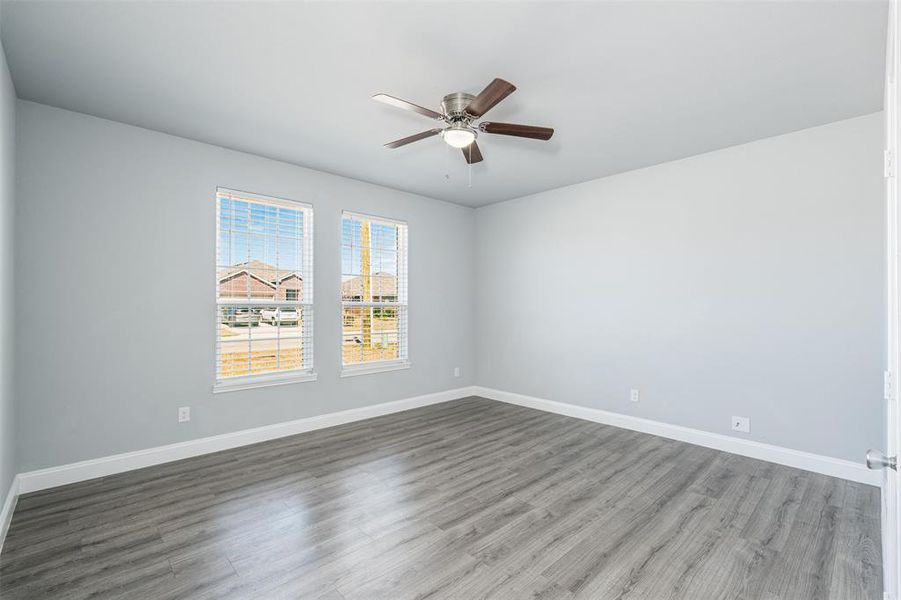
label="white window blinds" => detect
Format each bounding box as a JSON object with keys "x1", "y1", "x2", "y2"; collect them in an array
[
  {"x1": 341, "y1": 211, "x2": 408, "y2": 370},
  {"x1": 216, "y1": 188, "x2": 314, "y2": 385}
]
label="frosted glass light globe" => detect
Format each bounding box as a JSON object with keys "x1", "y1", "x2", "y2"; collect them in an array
[{"x1": 442, "y1": 128, "x2": 476, "y2": 148}]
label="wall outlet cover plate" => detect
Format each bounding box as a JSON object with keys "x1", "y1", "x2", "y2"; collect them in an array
[{"x1": 732, "y1": 416, "x2": 750, "y2": 433}]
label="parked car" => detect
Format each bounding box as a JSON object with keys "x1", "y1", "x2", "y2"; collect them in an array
[
  {"x1": 220, "y1": 307, "x2": 260, "y2": 327},
  {"x1": 260, "y1": 307, "x2": 299, "y2": 325}
]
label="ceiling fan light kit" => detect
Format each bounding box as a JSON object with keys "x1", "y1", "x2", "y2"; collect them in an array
[
  {"x1": 442, "y1": 125, "x2": 476, "y2": 149},
  {"x1": 373, "y1": 78, "x2": 554, "y2": 165}
]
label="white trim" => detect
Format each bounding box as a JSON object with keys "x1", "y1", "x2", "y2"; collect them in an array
[
  {"x1": 473, "y1": 386, "x2": 881, "y2": 487},
  {"x1": 0, "y1": 475, "x2": 19, "y2": 555},
  {"x1": 886, "y1": 3, "x2": 901, "y2": 596},
  {"x1": 216, "y1": 186, "x2": 312, "y2": 210},
  {"x1": 341, "y1": 360, "x2": 411, "y2": 378},
  {"x1": 342, "y1": 209, "x2": 407, "y2": 227},
  {"x1": 217, "y1": 269, "x2": 278, "y2": 289},
  {"x1": 212, "y1": 370, "x2": 318, "y2": 393},
  {"x1": 275, "y1": 272, "x2": 303, "y2": 283},
  {"x1": 17, "y1": 387, "x2": 476, "y2": 494},
  {"x1": 13, "y1": 386, "x2": 876, "y2": 498}
]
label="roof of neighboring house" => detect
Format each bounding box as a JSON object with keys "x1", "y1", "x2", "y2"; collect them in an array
[
  {"x1": 341, "y1": 272, "x2": 397, "y2": 298},
  {"x1": 217, "y1": 260, "x2": 303, "y2": 285}
]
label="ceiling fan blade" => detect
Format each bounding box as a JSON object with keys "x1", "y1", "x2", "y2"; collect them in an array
[
  {"x1": 479, "y1": 122, "x2": 554, "y2": 141},
  {"x1": 465, "y1": 78, "x2": 516, "y2": 118},
  {"x1": 462, "y1": 141, "x2": 483, "y2": 164},
  {"x1": 372, "y1": 94, "x2": 443, "y2": 120},
  {"x1": 384, "y1": 128, "x2": 442, "y2": 149}
]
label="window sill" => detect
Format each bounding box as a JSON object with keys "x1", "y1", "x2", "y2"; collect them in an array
[
  {"x1": 340, "y1": 360, "x2": 411, "y2": 378},
  {"x1": 213, "y1": 371, "x2": 318, "y2": 393}
]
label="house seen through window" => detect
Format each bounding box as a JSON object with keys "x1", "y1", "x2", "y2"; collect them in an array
[{"x1": 216, "y1": 188, "x2": 314, "y2": 384}]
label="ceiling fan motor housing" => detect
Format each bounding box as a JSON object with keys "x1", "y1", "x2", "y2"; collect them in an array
[{"x1": 442, "y1": 92, "x2": 476, "y2": 122}]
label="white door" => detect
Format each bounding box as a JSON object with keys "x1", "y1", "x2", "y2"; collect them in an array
[{"x1": 879, "y1": 2, "x2": 901, "y2": 597}]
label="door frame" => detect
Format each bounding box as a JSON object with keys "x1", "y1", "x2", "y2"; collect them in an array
[{"x1": 885, "y1": 1, "x2": 900, "y2": 597}]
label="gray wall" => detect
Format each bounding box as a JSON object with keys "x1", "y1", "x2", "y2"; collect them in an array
[
  {"x1": 0, "y1": 19, "x2": 14, "y2": 499},
  {"x1": 12, "y1": 99, "x2": 885, "y2": 472},
  {"x1": 14, "y1": 101, "x2": 475, "y2": 472},
  {"x1": 475, "y1": 112, "x2": 884, "y2": 462}
]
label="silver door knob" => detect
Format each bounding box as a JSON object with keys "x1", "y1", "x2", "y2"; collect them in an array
[{"x1": 866, "y1": 449, "x2": 897, "y2": 470}]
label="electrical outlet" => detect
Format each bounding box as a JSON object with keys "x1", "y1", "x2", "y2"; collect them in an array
[
  {"x1": 454, "y1": 367, "x2": 461, "y2": 377},
  {"x1": 178, "y1": 406, "x2": 191, "y2": 423},
  {"x1": 630, "y1": 389, "x2": 640, "y2": 402},
  {"x1": 731, "y1": 416, "x2": 750, "y2": 433}
]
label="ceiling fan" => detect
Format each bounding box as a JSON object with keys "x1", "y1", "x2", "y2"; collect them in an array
[{"x1": 372, "y1": 78, "x2": 554, "y2": 164}]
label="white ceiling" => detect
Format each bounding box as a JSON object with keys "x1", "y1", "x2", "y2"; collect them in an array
[{"x1": 0, "y1": 1, "x2": 888, "y2": 207}]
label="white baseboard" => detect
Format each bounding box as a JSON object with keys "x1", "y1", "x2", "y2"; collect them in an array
[
  {"x1": 473, "y1": 386, "x2": 880, "y2": 487},
  {"x1": 17, "y1": 386, "x2": 477, "y2": 494},
  {"x1": 13, "y1": 384, "x2": 878, "y2": 496},
  {"x1": 0, "y1": 474, "x2": 19, "y2": 554}
]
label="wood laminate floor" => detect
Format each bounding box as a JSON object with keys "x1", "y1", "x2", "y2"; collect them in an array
[{"x1": 0, "y1": 397, "x2": 882, "y2": 599}]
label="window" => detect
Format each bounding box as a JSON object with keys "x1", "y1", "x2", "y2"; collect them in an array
[
  {"x1": 215, "y1": 188, "x2": 314, "y2": 389},
  {"x1": 341, "y1": 212, "x2": 408, "y2": 375}
]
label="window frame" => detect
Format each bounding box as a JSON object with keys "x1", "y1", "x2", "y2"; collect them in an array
[
  {"x1": 340, "y1": 210, "x2": 409, "y2": 377},
  {"x1": 213, "y1": 187, "x2": 316, "y2": 393}
]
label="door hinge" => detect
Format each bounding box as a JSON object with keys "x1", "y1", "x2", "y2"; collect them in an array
[
  {"x1": 887, "y1": 149, "x2": 895, "y2": 178},
  {"x1": 886, "y1": 370, "x2": 895, "y2": 401}
]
